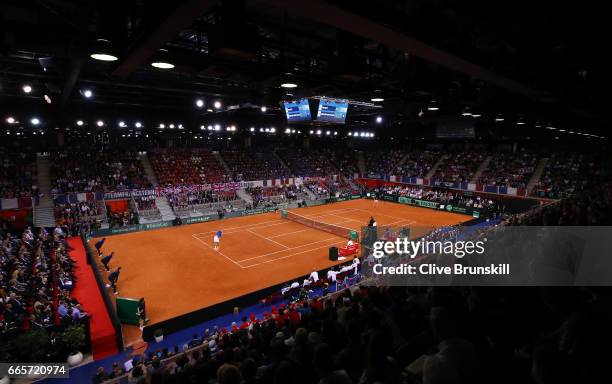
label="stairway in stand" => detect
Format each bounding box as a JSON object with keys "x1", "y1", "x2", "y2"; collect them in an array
[
  {"x1": 526, "y1": 157, "x2": 549, "y2": 196},
  {"x1": 34, "y1": 155, "x2": 56, "y2": 228},
  {"x1": 139, "y1": 153, "x2": 158, "y2": 185},
  {"x1": 155, "y1": 197, "x2": 176, "y2": 221}
]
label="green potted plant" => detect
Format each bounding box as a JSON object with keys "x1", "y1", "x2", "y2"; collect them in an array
[
  {"x1": 62, "y1": 324, "x2": 86, "y2": 366},
  {"x1": 153, "y1": 329, "x2": 164, "y2": 343}
]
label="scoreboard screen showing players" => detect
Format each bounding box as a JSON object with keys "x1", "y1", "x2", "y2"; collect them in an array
[
  {"x1": 283, "y1": 99, "x2": 311, "y2": 122},
  {"x1": 316, "y1": 98, "x2": 348, "y2": 123}
]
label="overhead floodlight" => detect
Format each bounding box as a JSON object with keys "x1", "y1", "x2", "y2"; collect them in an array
[
  {"x1": 371, "y1": 97, "x2": 384, "y2": 102},
  {"x1": 90, "y1": 39, "x2": 118, "y2": 61},
  {"x1": 151, "y1": 49, "x2": 174, "y2": 69},
  {"x1": 31, "y1": 117, "x2": 40, "y2": 125},
  {"x1": 261, "y1": 106, "x2": 267, "y2": 112},
  {"x1": 6, "y1": 117, "x2": 15, "y2": 124},
  {"x1": 22, "y1": 84, "x2": 32, "y2": 93},
  {"x1": 214, "y1": 101, "x2": 222, "y2": 109},
  {"x1": 135, "y1": 122, "x2": 142, "y2": 128},
  {"x1": 376, "y1": 116, "x2": 383, "y2": 123},
  {"x1": 96, "y1": 120, "x2": 104, "y2": 127},
  {"x1": 118, "y1": 121, "x2": 126, "y2": 127},
  {"x1": 280, "y1": 83, "x2": 298, "y2": 88},
  {"x1": 195, "y1": 99, "x2": 204, "y2": 108}
]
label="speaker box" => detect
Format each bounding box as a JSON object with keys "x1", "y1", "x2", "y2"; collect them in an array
[{"x1": 329, "y1": 246, "x2": 338, "y2": 261}]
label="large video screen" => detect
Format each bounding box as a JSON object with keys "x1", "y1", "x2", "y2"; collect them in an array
[
  {"x1": 283, "y1": 99, "x2": 311, "y2": 122},
  {"x1": 316, "y1": 98, "x2": 348, "y2": 123}
]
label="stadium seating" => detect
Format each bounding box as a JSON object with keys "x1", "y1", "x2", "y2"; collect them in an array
[
  {"x1": 50, "y1": 151, "x2": 151, "y2": 194},
  {"x1": 432, "y1": 151, "x2": 488, "y2": 183},
  {"x1": 479, "y1": 152, "x2": 537, "y2": 188},
  {"x1": 0, "y1": 149, "x2": 36, "y2": 198},
  {"x1": 220, "y1": 150, "x2": 291, "y2": 181},
  {"x1": 149, "y1": 149, "x2": 229, "y2": 186}
]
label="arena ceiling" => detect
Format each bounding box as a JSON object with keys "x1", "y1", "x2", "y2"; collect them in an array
[{"x1": 0, "y1": 0, "x2": 605, "y2": 138}]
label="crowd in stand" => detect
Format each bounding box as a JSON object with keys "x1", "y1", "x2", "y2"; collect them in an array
[
  {"x1": 50, "y1": 151, "x2": 151, "y2": 194},
  {"x1": 277, "y1": 148, "x2": 337, "y2": 177},
  {"x1": 321, "y1": 148, "x2": 358, "y2": 177},
  {"x1": 376, "y1": 185, "x2": 497, "y2": 210},
  {"x1": 364, "y1": 149, "x2": 406, "y2": 177},
  {"x1": 54, "y1": 201, "x2": 105, "y2": 236},
  {"x1": 531, "y1": 153, "x2": 603, "y2": 199},
  {"x1": 0, "y1": 150, "x2": 37, "y2": 199},
  {"x1": 135, "y1": 195, "x2": 157, "y2": 211},
  {"x1": 150, "y1": 149, "x2": 229, "y2": 185},
  {"x1": 108, "y1": 208, "x2": 138, "y2": 229},
  {"x1": 94, "y1": 280, "x2": 611, "y2": 384},
  {"x1": 246, "y1": 186, "x2": 286, "y2": 208},
  {"x1": 303, "y1": 180, "x2": 330, "y2": 198},
  {"x1": 392, "y1": 151, "x2": 439, "y2": 179},
  {"x1": 0, "y1": 226, "x2": 86, "y2": 337},
  {"x1": 221, "y1": 151, "x2": 291, "y2": 181},
  {"x1": 432, "y1": 151, "x2": 488, "y2": 184},
  {"x1": 164, "y1": 188, "x2": 239, "y2": 211},
  {"x1": 478, "y1": 152, "x2": 537, "y2": 189}
]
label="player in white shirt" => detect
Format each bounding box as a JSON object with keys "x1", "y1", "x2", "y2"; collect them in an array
[{"x1": 308, "y1": 269, "x2": 319, "y2": 283}]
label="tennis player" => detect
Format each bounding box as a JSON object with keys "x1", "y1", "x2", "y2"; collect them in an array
[{"x1": 213, "y1": 228, "x2": 222, "y2": 250}]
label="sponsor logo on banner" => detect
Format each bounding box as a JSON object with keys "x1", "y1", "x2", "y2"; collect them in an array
[{"x1": 104, "y1": 189, "x2": 156, "y2": 200}]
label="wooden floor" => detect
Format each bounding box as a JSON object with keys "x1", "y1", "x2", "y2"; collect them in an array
[{"x1": 90, "y1": 199, "x2": 470, "y2": 345}]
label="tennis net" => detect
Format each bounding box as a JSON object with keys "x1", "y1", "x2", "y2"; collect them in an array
[{"x1": 283, "y1": 210, "x2": 358, "y2": 240}]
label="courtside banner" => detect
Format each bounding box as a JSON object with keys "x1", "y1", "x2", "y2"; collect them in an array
[
  {"x1": 359, "y1": 226, "x2": 612, "y2": 286},
  {"x1": 104, "y1": 189, "x2": 156, "y2": 200}
]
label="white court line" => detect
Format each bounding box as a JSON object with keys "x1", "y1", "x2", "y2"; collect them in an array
[
  {"x1": 247, "y1": 229, "x2": 289, "y2": 249},
  {"x1": 240, "y1": 240, "x2": 347, "y2": 268},
  {"x1": 191, "y1": 234, "x2": 244, "y2": 269},
  {"x1": 352, "y1": 207, "x2": 422, "y2": 223},
  {"x1": 236, "y1": 236, "x2": 340, "y2": 262}
]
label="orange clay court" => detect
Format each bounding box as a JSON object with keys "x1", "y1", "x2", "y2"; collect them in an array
[{"x1": 90, "y1": 199, "x2": 469, "y2": 327}]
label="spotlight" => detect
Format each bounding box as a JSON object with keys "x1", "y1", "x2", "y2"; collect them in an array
[
  {"x1": 31, "y1": 117, "x2": 40, "y2": 125},
  {"x1": 280, "y1": 83, "x2": 298, "y2": 88},
  {"x1": 260, "y1": 106, "x2": 267, "y2": 112},
  {"x1": 200, "y1": 125, "x2": 205, "y2": 130},
  {"x1": 178, "y1": 124, "x2": 183, "y2": 129},
  {"x1": 90, "y1": 39, "x2": 118, "y2": 61},
  {"x1": 195, "y1": 99, "x2": 204, "y2": 108},
  {"x1": 151, "y1": 49, "x2": 174, "y2": 69},
  {"x1": 81, "y1": 89, "x2": 93, "y2": 98},
  {"x1": 208, "y1": 125, "x2": 213, "y2": 131},
  {"x1": 159, "y1": 123, "x2": 165, "y2": 129},
  {"x1": 76, "y1": 120, "x2": 84, "y2": 126},
  {"x1": 427, "y1": 106, "x2": 439, "y2": 111},
  {"x1": 214, "y1": 101, "x2": 222, "y2": 109},
  {"x1": 214, "y1": 124, "x2": 220, "y2": 131},
  {"x1": 169, "y1": 124, "x2": 175, "y2": 129},
  {"x1": 96, "y1": 120, "x2": 104, "y2": 127},
  {"x1": 44, "y1": 94, "x2": 52, "y2": 104},
  {"x1": 118, "y1": 121, "x2": 126, "y2": 128},
  {"x1": 316, "y1": 130, "x2": 322, "y2": 135},
  {"x1": 348, "y1": 132, "x2": 352, "y2": 136},
  {"x1": 6, "y1": 117, "x2": 15, "y2": 124},
  {"x1": 334, "y1": 131, "x2": 338, "y2": 135},
  {"x1": 22, "y1": 85, "x2": 32, "y2": 93},
  {"x1": 270, "y1": 128, "x2": 275, "y2": 133},
  {"x1": 376, "y1": 116, "x2": 383, "y2": 123},
  {"x1": 250, "y1": 127, "x2": 255, "y2": 132},
  {"x1": 135, "y1": 122, "x2": 142, "y2": 128},
  {"x1": 371, "y1": 97, "x2": 384, "y2": 102},
  {"x1": 495, "y1": 114, "x2": 504, "y2": 122}
]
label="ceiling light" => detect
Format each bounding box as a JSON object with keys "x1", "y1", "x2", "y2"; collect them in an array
[
  {"x1": 250, "y1": 127, "x2": 255, "y2": 132},
  {"x1": 159, "y1": 123, "x2": 165, "y2": 129},
  {"x1": 135, "y1": 122, "x2": 142, "y2": 128},
  {"x1": 348, "y1": 132, "x2": 352, "y2": 136},
  {"x1": 44, "y1": 94, "x2": 52, "y2": 104},
  {"x1": 82, "y1": 89, "x2": 93, "y2": 98},
  {"x1": 280, "y1": 83, "x2": 298, "y2": 88},
  {"x1": 118, "y1": 121, "x2": 126, "y2": 127},
  {"x1": 178, "y1": 124, "x2": 183, "y2": 129},
  {"x1": 169, "y1": 124, "x2": 175, "y2": 129},
  {"x1": 214, "y1": 124, "x2": 220, "y2": 131},
  {"x1": 195, "y1": 99, "x2": 204, "y2": 108},
  {"x1": 316, "y1": 130, "x2": 322, "y2": 135},
  {"x1": 151, "y1": 49, "x2": 174, "y2": 69},
  {"x1": 6, "y1": 117, "x2": 15, "y2": 124},
  {"x1": 427, "y1": 106, "x2": 439, "y2": 111},
  {"x1": 495, "y1": 114, "x2": 505, "y2": 122},
  {"x1": 214, "y1": 101, "x2": 222, "y2": 109},
  {"x1": 471, "y1": 113, "x2": 481, "y2": 118},
  {"x1": 376, "y1": 116, "x2": 383, "y2": 123},
  {"x1": 96, "y1": 120, "x2": 104, "y2": 127},
  {"x1": 76, "y1": 120, "x2": 84, "y2": 126},
  {"x1": 206, "y1": 108, "x2": 213, "y2": 112},
  {"x1": 371, "y1": 97, "x2": 384, "y2": 102},
  {"x1": 31, "y1": 117, "x2": 40, "y2": 125},
  {"x1": 261, "y1": 106, "x2": 267, "y2": 112},
  {"x1": 22, "y1": 85, "x2": 32, "y2": 93},
  {"x1": 90, "y1": 39, "x2": 118, "y2": 61},
  {"x1": 200, "y1": 125, "x2": 205, "y2": 130},
  {"x1": 270, "y1": 128, "x2": 276, "y2": 133}
]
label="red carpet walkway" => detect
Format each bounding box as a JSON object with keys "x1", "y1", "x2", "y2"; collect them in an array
[{"x1": 67, "y1": 237, "x2": 118, "y2": 360}]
